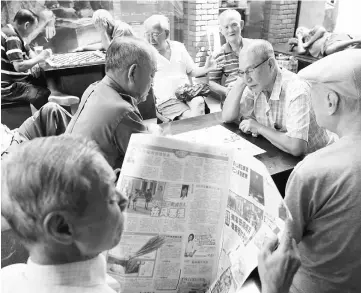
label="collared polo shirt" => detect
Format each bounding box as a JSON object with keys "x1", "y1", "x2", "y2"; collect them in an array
[
  {"x1": 208, "y1": 38, "x2": 252, "y2": 87},
  {"x1": 239, "y1": 68, "x2": 330, "y2": 154},
  {"x1": 1, "y1": 24, "x2": 31, "y2": 95},
  {"x1": 66, "y1": 75, "x2": 148, "y2": 169},
  {"x1": 1, "y1": 254, "x2": 117, "y2": 293}
]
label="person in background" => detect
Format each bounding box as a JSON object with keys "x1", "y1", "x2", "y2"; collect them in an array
[
  {"x1": 1, "y1": 135, "x2": 300, "y2": 293},
  {"x1": 285, "y1": 50, "x2": 361, "y2": 293},
  {"x1": 74, "y1": 9, "x2": 134, "y2": 52},
  {"x1": 144, "y1": 14, "x2": 220, "y2": 121},
  {"x1": 144, "y1": 188, "x2": 152, "y2": 210},
  {"x1": 222, "y1": 40, "x2": 331, "y2": 156},
  {"x1": 180, "y1": 185, "x2": 189, "y2": 199},
  {"x1": 67, "y1": 37, "x2": 162, "y2": 170},
  {"x1": 1, "y1": 9, "x2": 52, "y2": 111},
  {"x1": 208, "y1": 9, "x2": 252, "y2": 100},
  {"x1": 290, "y1": 25, "x2": 361, "y2": 58}
]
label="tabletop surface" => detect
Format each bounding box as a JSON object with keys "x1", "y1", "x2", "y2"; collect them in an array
[{"x1": 161, "y1": 112, "x2": 301, "y2": 176}]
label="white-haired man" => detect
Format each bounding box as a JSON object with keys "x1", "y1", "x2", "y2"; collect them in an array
[
  {"x1": 208, "y1": 9, "x2": 252, "y2": 99},
  {"x1": 222, "y1": 40, "x2": 331, "y2": 156},
  {"x1": 66, "y1": 37, "x2": 161, "y2": 169},
  {"x1": 144, "y1": 14, "x2": 219, "y2": 121},
  {"x1": 1, "y1": 135, "x2": 300, "y2": 293},
  {"x1": 74, "y1": 9, "x2": 134, "y2": 51},
  {"x1": 285, "y1": 50, "x2": 361, "y2": 293}
]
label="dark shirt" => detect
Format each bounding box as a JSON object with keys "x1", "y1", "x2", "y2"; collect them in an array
[{"x1": 66, "y1": 75, "x2": 148, "y2": 169}]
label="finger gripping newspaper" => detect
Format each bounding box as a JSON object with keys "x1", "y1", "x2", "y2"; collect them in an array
[{"x1": 109, "y1": 134, "x2": 291, "y2": 293}]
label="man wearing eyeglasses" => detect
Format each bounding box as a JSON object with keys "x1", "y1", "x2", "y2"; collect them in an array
[
  {"x1": 144, "y1": 15, "x2": 219, "y2": 121},
  {"x1": 222, "y1": 40, "x2": 331, "y2": 156},
  {"x1": 208, "y1": 9, "x2": 252, "y2": 101}
]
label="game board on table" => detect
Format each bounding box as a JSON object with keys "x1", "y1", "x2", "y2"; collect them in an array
[
  {"x1": 172, "y1": 125, "x2": 266, "y2": 156},
  {"x1": 46, "y1": 51, "x2": 105, "y2": 69}
]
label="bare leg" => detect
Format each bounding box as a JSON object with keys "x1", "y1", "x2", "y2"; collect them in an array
[
  {"x1": 178, "y1": 96, "x2": 206, "y2": 120},
  {"x1": 325, "y1": 39, "x2": 361, "y2": 55}
]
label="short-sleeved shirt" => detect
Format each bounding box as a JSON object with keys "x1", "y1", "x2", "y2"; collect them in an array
[
  {"x1": 239, "y1": 68, "x2": 330, "y2": 154},
  {"x1": 285, "y1": 135, "x2": 361, "y2": 293},
  {"x1": 110, "y1": 20, "x2": 134, "y2": 40},
  {"x1": 1, "y1": 24, "x2": 32, "y2": 94},
  {"x1": 208, "y1": 38, "x2": 252, "y2": 87},
  {"x1": 153, "y1": 40, "x2": 195, "y2": 106},
  {"x1": 66, "y1": 75, "x2": 148, "y2": 169}
]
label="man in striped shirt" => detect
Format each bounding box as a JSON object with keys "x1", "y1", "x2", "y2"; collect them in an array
[
  {"x1": 208, "y1": 9, "x2": 252, "y2": 100},
  {"x1": 1, "y1": 9, "x2": 52, "y2": 110}
]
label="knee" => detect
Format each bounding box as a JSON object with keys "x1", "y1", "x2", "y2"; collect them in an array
[
  {"x1": 190, "y1": 96, "x2": 205, "y2": 107},
  {"x1": 40, "y1": 102, "x2": 62, "y2": 115}
]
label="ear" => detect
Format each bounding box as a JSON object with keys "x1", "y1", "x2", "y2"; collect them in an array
[
  {"x1": 127, "y1": 64, "x2": 137, "y2": 85},
  {"x1": 165, "y1": 30, "x2": 170, "y2": 39},
  {"x1": 43, "y1": 211, "x2": 74, "y2": 245},
  {"x1": 240, "y1": 20, "x2": 245, "y2": 30},
  {"x1": 326, "y1": 91, "x2": 339, "y2": 115},
  {"x1": 268, "y1": 58, "x2": 277, "y2": 70},
  {"x1": 24, "y1": 21, "x2": 30, "y2": 30}
]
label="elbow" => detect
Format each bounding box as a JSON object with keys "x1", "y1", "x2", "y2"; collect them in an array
[
  {"x1": 287, "y1": 141, "x2": 307, "y2": 157},
  {"x1": 221, "y1": 110, "x2": 236, "y2": 123}
]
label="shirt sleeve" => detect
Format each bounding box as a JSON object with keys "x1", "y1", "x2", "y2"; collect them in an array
[
  {"x1": 113, "y1": 22, "x2": 134, "y2": 39},
  {"x1": 285, "y1": 82, "x2": 311, "y2": 142},
  {"x1": 114, "y1": 110, "x2": 148, "y2": 158},
  {"x1": 285, "y1": 164, "x2": 314, "y2": 243},
  {"x1": 180, "y1": 43, "x2": 196, "y2": 75},
  {"x1": 5, "y1": 35, "x2": 24, "y2": 62}
]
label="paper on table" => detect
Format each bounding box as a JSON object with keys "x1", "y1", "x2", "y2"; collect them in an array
[{"x1": 172, "y1": 125, "x2": 266, "y2": 157}]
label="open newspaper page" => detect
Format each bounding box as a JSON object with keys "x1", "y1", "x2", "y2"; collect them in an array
[
  {"x1": 111, "y1": 134, "x2": 233, "y2": 293},
  {"x1": 207, "y1": 151, "x2": 292, "y2": 293}
]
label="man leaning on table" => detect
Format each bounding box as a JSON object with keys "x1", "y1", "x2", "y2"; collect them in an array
[
  {"x1": 222, "y1": 39, "x2": 331, "y2": 156},
  {"x1": 285, "y1": 50, "x2": 361, "y2": 293}
]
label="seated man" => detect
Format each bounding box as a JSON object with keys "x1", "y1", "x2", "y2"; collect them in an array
[
  {"x1": 285, "y1": 50, "x2": 361, "y2": 293},
  {"x1": 144, "y1": 15, "x2": 220, "y2": 121},
  {"x1": 1, "y1": 9, "x2": 52, "y2": 111},
  {"x1": 1, "y1": 135, "x2": 301, "y2": 293},
  {"x1": 222, "y1": 40, "x2": 331, "y2": 156},
  {"x1": 1, "y1": 102, "x2": 72, "y2": 160},
  {"x1": 74, "y1": 9, "x2": 134, "y2": 52},
  {"x1": 208, "y1": 9, "x2": 252, "y2": 99},
  {"x1": 290, "y1": 25, "x2": 361, "y2": 58},
  {"x1": 66, "y1": 37, "x2": 161, "y2": 169}
]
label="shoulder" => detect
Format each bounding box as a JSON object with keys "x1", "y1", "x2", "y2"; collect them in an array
[
  {"x1": 1, "y1": 25, "x2": 17, "y2": 39},
  {"x1": 114, "y1": 20, "x2": 131, "y2": 30},
  {"x1": 242, "y1": 38, "x2": 253, "y2": 47},
  {"x1": 1, "y1": 263, "x2": 27, "y2": 291},
  {"x1": 281, "y1": 69, "x2": 310, "y2": 100},
  {"x1": 170, "y1": 41, "x2": 188, "y2": 52}
]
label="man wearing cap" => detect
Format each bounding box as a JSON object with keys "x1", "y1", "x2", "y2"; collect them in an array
[
  {"x1": 222, "y1": 39, "x2": 331, "y2": 156},
  {"x1": 285, "y1": 49, "x2": 361, "y2": 293}
]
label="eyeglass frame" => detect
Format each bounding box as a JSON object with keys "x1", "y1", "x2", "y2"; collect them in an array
[
  {"x1": 144, "y1": 31, "x2": 166, "y2": 40},
  {"x1": 238, "y1": 57, "x2": 271, "y2": 76}
]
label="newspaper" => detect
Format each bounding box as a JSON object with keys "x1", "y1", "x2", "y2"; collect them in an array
[
  {"x1": 110, "y1": 134, "x2": 290, "y2": 293},
  {"x1": 172, "y1": 125, "x2": 265, "y2": 157}
]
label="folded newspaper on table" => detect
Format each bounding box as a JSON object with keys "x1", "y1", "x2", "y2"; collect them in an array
[{"x1": 109, "y1": 134, "x2": 291, "y2": 293}]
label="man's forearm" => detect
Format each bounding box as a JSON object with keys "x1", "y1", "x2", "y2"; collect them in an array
[
  {"x1": 14, "y1": 56, "x2": 42, "y2": 72},
  {"x1": 258, "y1": 126, "x2": 306, "y2": 156},
  {"x1": 209, "y1": 81, "x2": 227, "y2": 97},
  {"x1": 222, "y1": 81, "x2": 246, "y2": 122},
  {"x1": 191, "y1": 66, "x2": 212, "y2": 77},
  {"x1": 297, "y1": 37, "x2": 307, "y2": 54},
  {"x1": 82, "y1": 42, "x2": 104, "y2": 51}
]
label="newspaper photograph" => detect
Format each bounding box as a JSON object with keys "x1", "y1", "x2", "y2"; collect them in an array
[{"x1": 111, "y1": 134, "x2": 291, "y2": 293}]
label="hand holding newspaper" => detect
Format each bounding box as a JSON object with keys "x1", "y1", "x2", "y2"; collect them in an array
[{"x1": 109, "y1": 134, "x2": 293, "y2": 293}]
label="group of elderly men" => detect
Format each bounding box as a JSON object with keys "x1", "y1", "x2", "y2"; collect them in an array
[{"x1": 1, "y1": 7, "x2": 361, "y2": 293}]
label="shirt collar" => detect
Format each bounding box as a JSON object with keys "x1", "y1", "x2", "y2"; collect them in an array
[
  {"x1": 269, "y1": 68, "x2": 283, "y2": 101},
  {"x1": 25, "y1": 254, "x2": 107, "y2": 287},
  {"x1": 224, "y1": 38, "x2": 243, "y2": 55}
]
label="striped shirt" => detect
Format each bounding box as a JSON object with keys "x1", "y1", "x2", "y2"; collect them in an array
[
  {"x1": 240, "y1": 68, "x2": 331, "y2": 154},
  {"x1": 1, "y1": 24, "x2": 31, "y2": 95},
  {"x1": 208, "y1": 38, "x2": 252, "y2": 87}
]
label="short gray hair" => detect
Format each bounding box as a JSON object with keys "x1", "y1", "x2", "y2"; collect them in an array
[
  {"x1": 144, "y1": 14, "x2": 170, "y2": 32},
  {"x1": 243, "y1": 39, "x2": 276, "y2": 60},
  {"x1": 105, "y1": 36, "x2": 157, "y2": 73},
  {"x1": 92, "y1": 9, "x2": 114, "y2": 25},
  {"x1": 219, "y1": 9, "x2": 242, "y2": 23},
  {"x1": 1, "y1": 135, "x2": 114, "y2": 244}
]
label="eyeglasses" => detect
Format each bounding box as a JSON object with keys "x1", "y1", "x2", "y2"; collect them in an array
[
  {"x1": 238, "y1": 58, "x2": 270, "y2": 76},
  {"x1": 144, "y1": 31, "x2": 165, "y2": 39}
]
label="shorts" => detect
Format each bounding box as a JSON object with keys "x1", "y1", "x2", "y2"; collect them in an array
[
  {"x1": 322, "y1": 33, "x2": 352, "y2": 55},
  {"x1": 157, "y1": 98, "x2": 190, "y2": 121}
]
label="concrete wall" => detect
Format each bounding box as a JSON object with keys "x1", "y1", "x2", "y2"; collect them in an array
[{"x1": 298, "y1": 0, "x2": 326, "y2": 29}]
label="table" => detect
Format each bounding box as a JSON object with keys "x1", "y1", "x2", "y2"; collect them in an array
[{"x1": 161, "y1": 112, "x2": 301, "y2": 178}]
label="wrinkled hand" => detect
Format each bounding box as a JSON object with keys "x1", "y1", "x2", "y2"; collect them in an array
[
  {"x1": 45, "y1": 25, "x2": 56, "y2": 39},
  {"x1": 258, "y1": 220, "x2": 301, "y2": 293},
  {"x1": 38, "y1": 49, "x2": 52, "y2": 61},
  {"x1": 239, "y1": 118, "x2": 262, "y2": 136}
]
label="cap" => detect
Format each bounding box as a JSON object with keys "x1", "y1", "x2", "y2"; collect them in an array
[{"x1": 298, "y1": 49, "x2": 361, "y2": 99}]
